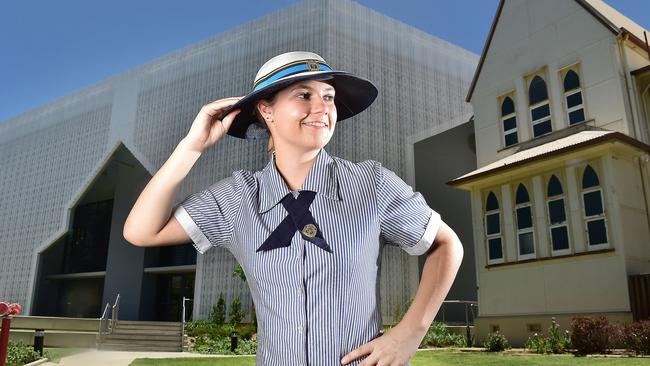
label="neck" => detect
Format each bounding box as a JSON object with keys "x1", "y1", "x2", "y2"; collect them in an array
[{"x1": 273, "y1": 146, "x2": 321, "y2": 191}]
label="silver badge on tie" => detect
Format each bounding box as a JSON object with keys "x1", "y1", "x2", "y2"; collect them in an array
[{"x1": 302, "y1": 224, "x2": 317, "y2": 238}]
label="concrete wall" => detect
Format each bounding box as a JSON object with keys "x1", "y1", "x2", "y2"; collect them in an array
[
  {"x1": 414, "y1": 120, "x2": 478, "y2": 323},
  {"x1": 474, "y1": 311, "x2": 632, "y2": 347}
]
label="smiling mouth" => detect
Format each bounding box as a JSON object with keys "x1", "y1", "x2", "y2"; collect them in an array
[{"x1": 301, "y1": 121, "x2": 329, "y2": 127}]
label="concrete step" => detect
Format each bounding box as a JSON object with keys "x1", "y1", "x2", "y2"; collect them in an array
[
  {"x1": 116, "y1": 320, "x2": 182, "y2": 327},
  {"x1": 104, "y1": 333, "x2": 181, "y2": 342},
  {"x1": 114, "y1": 323, "x2": 182, "y2": 330},
  {"x1": 97, "y1": 320, "x2": 183, "y2": 351},
  {"x1": 98, "y1": 343, "x2": 182, "y2": 352},
  {"x1": 112, "y1": 328, "x2": 181, "y2": 336},
  {"x1": 101, "y1": 338, "x2": 181, "y2": 347}
]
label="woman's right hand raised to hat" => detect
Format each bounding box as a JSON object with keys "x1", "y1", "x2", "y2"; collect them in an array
[{"x1": 182, "y1": 97, "x2": 243, "y2": 153}]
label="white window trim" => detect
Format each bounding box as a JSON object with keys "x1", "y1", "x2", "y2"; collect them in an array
[
  {"x1": 581, "y1": 186, "x2": 609, "y2": 251},
  {"x1": 547, "y1": 195, "x2": 571, "y2": 256},
  {"x1": 515, "y1": 201, "x2": 536, "y2": 261},
  {"x1": 501, "y1": 111, "x2": 518, "y2": 147},
  {"x1": 564, "y1": 88, "x2": 585, "y2": 126},
  {"x1": 485, "y1": 209, "x2": 504, "y2": 264},
  {"x1": 529, "y1": 100, "x2": 552, "y2": 138}
]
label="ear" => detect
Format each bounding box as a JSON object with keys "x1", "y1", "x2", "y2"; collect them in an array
[{"x1": 257, "y1": 100, "x2": 273, "y2": 121}]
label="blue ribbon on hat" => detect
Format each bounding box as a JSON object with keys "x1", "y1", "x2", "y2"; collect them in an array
[
  {"x1": 256, "y1": 190, "x2": 332, "y2": 253},
  {"x1": 253, "y1": 62, "x2": 333, "y2": 92}
]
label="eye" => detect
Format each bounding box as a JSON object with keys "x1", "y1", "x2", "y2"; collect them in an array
[
  {"x1": 297, "y1": 92, "x2": 310, "y2": 99},
  {"x1": 324, "y1": 95, "x2": 335, "y2": 102}
]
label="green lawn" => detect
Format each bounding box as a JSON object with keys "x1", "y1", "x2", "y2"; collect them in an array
[{"x1": 129, "y1": 348, "x2": 650, "y2": 366}]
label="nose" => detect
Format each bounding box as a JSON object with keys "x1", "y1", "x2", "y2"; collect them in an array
[{"x1": 310, "y1": 95, "x2": 329, "y2": 117}]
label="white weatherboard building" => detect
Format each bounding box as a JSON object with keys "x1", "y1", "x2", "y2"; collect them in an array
[
  {"x1": 448, "y1": 0, "x2": 650, "y2": 346},
  {"x1": 0, "y1": 0, "x2": 479, "y2": 326}
]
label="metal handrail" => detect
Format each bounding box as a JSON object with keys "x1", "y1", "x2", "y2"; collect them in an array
[
  {"x1": 438, "y1": 299, "x2": 479, "y2": 346},
  {"x1": 111, "y1": 294, "x2": 121, "y2": 330},
  {"x1": 98, "y1": 302, "x2": 110, "y2": 340},
  {"x1": 181, "y1": 297, "x2": 192, "y2": 350}
]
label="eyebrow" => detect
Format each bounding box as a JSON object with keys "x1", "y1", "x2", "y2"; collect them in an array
[{"x1": 290, "y1": 83, "x2": 335, "y2": 92}]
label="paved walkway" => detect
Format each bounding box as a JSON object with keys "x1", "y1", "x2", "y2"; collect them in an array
[{"x1": 41, "y1": 349, "x2": 250, "y2": 366}]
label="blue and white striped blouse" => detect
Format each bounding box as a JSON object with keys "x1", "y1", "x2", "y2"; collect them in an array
[{"x1": 173, "y1": 147, "x2": 441, "y2": 366}]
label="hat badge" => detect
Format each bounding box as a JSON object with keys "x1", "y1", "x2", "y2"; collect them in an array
[{"x1": 306, "y1": 61, "x2": 320, "y2": 72}]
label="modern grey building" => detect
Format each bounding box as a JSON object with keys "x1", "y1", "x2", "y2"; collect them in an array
[{"x1": 0, "y1": 0, "x2": 479, "y2": 324}]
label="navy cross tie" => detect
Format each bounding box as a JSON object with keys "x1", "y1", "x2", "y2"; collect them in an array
[{"x1": 257, "y1": 190, "x2": 332, "y2": 253}]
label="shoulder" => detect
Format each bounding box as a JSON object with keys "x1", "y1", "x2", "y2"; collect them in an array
[{"x1": 330, "y1": 154, "x2": 380, "y2": 177}]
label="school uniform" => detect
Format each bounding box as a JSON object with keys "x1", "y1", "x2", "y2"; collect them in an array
[{"x1": 173, "y1": 147, "x2": 441, "y2": 366}]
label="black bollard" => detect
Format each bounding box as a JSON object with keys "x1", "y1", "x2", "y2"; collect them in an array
[
  {"x1": 230, "y1": 331, "x2": 238, "y2": 352},
  {"x1": 33, "y1": 329, "x2": 44, "y2": 356}
]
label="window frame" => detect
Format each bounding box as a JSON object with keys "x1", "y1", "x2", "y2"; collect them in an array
[
  {"x1": 545, "y1": 173, "x2": 572, "y2": 256},
  {"x1": 514, "y1": 182, "x2": 537, "y2": 261},
  {"x1": 580, "y1": 164, "x2": 610, "y2": 251},
  {"x1": 498, "y1": 93, "x2": 519, "y2": 148},
  {"x1": 484, "y1": 190, "x2": 505, "y2": 265},
  {"x1": 559, "y1": 64, "x2": 587, "y2": 127},
  {"x1": 526, "y1": 71, "x2": 553, "y2": 139}
]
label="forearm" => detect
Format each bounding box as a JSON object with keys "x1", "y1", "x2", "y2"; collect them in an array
[
  {"x1": 400, "y1": 236, "x2": 464, "y2": 338},
  {"x1": 123, "y1": 137, "x2": 202, "y2": 244}
]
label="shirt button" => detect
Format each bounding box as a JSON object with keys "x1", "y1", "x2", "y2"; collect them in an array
[
  {"x1": 297, "y1": 325, "x2": 303, "y2": 332},
  {"x1": 302, "y1": 224, "x2": 317, "y2": 237}
]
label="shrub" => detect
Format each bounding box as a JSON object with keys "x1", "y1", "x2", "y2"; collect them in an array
[
  {"x1": 570, "y1": 316, "x2": 610, "y2": 355},
  {"x1": 194, "y1": 334, "x2": 257, "y2": 355},
  {"x1": 608, "y1": 320, "x2": 628, "y2": 350},
  {"x1": 625, "y1": 320, "x2": 650, "y2": 355},
  {"x1": 229, "y1": 296, "x2": 244, "y2": 325},
  {"x1": 526, "y1": 333, "x2": 551, "y2": 354},
  {"x1": 546, "y1": 317, "x2": 571, "y2": 353},
  {"x1": 209, "y1": 293, "x2": 226, "y2": 325},
  {"x1": 6, "y1": 341, "x2": 41, "y2": 365},
  {"x1": 186, "y1": 322, "x2": 256, "y2": 340},
  {"x1": 420, "y1": 321, "x2": 466, "y2": 348},
  {"x1": 184, "y1": 319, "x2": 210, "y2": 333},
  {"x1": 483, "y1": 331, "x2": 511, "y2": 352}
]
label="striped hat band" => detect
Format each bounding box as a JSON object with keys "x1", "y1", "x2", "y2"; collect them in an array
[{"x1": 253, "y1": 59, "x2": 332, "y2": 92}]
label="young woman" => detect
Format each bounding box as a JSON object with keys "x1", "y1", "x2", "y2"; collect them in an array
[{"x1": 124, "y1": 51, "x2": 464, "y2": 366}]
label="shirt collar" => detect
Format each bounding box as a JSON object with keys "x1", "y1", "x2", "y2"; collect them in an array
[{"x1": 258, "y1": 148, "x2": 340, "y2": 214}]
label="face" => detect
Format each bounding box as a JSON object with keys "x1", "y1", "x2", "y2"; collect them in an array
[{"x1": 257, "y1": 79, "x2": 337, "y2": 153}]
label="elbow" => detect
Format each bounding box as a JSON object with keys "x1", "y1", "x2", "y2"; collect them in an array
[{"x1": 123, "y1": 225, "x2": 144, "y2": 247}]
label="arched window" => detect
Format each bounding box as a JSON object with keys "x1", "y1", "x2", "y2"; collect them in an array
[
  {"x1": 547, "y1": 175, "x2": 570, "y2": 255},
  {"x1": 528, "y1": 75, "x2": 553, "y2": 138},
  {"x1": 581, "y1": 165, "x2": 608, "y2": 249},
  {"x1": 501, "y1": 96, "x2": 518, "y2": 147},
  {"x1": 515, "y1": 183, "x2": 536, "y2": 260},
  {"x1": 485, "y1": 191, "x2": 503, "y2": 263},
  {"x1": 563, "y1": 69, "x2": 586, "y2": 125}
]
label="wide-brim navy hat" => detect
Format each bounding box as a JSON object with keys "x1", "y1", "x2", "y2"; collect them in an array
[{"x1": 217, "y1": 51, "x2": 379, "y2": 140}]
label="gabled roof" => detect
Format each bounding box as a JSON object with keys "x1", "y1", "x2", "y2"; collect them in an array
[
  {"x1": 465, "y1": 0, "x2": 650, "y2": 103},
  {"x1": 446, "y1": 130, "x2": 650, "y2": 188}
]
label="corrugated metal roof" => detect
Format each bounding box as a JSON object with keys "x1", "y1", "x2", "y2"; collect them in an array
[{"x1": 448, "y1": 130, "x2": 629, "y2": 185}]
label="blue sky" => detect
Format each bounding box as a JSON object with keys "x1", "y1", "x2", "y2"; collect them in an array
[{"x1": 1, "y1": 0, "x2": 648, "y2": 123}]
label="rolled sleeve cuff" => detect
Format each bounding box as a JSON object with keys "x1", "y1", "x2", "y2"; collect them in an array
[
  {"x1": 403, "y1": 208, "x2": 441, "y2": 256},
  {"x1": 173, "y1": 204, "x2": 212, "y2": 254}
]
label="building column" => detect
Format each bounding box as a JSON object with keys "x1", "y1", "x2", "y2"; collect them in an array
[
  {"x1": 565, "y1": 165, "x2": 586, "y2": 253},
  {"x1": 532, "y1": 176, "x2": 549, "y2": 258},
  {"x1": 501, "y1": 183, "x2": 516, "y2": 262}
]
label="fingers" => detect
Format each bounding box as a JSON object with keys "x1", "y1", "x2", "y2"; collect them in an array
[
  {"x1": 341, "y1": 343, "x2": 373, "y2": 365},
  {"x1": 200, "y1": 96, "x2": 244, "y2": 117},
  {"x1": 220, "y1": 109, "x2": 241, "y2": 132}
]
